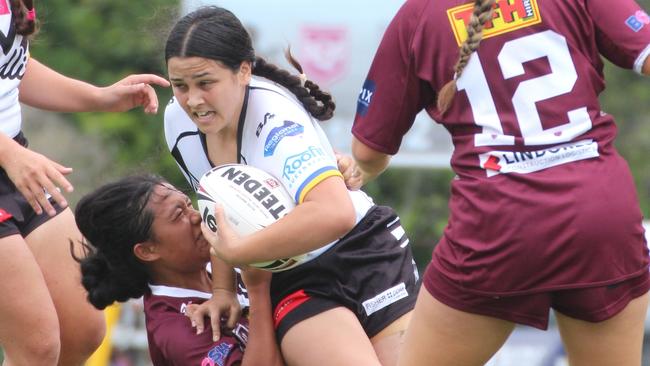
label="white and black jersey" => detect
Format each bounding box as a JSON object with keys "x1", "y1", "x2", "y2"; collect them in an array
[
  {"x1": 0, "y1": 6, "x2": 30, "y2": 138},
  {"x1": 165, "y1": 77, "x2": 374, "y2": 261}
]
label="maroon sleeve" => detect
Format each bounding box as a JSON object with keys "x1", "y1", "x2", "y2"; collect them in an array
[
  {"x1": 149, "y1": 316, "x2": 244, "y2": 366},
  {"x1": 587, "y1": 0, "x2": 650, "y2": 70},
  {"x1": 352, "y1": 0, "x2": 435, "y2": 155}
]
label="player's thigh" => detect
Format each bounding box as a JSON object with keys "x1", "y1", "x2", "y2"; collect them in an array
[
  {"x1": 281, "y1": 306, "x2": 382, "y2": 366},
  {"x1": 555, "y1": 291, "x2": 649, "y2": 366},
  {"x1": 0, "y1": 234, "x2": 61, "y2": 363},
  {"x1": 370, "y1": 311, "x2": 412, "y2": 366},
  {"x1": 25, "y1": 209, "x2": 105, "y2": 355},
  {"x1": 397, "y1": 289, "x2": 515, "y2": 366}
]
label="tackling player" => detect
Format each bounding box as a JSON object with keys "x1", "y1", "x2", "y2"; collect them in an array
[
  {"x1": 74, "y1": 175, "x2": 284, "y2": 366},
  {"x1": 350, "y1": 0, "x2": 650, "y2": 365}
]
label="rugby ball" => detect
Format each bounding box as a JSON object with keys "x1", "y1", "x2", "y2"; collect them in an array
[{"x1": 197, "y1": 164, "x2": 307, "y2": 272}]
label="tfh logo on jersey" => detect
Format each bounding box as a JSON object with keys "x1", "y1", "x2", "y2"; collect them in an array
[
  {"x1": 264, "y1": 120, "x2": 304, "y2": 157},
  {"x1": 447, "y1": 0, "x2": 542, "y2": 46}
]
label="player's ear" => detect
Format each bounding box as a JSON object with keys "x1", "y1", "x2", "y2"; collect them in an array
[
  {"x1": 133, "y1": 242, "x2": 160, "y2": 262},
  {"x1": 238, "y1": 61, "x2": 252, "y2": 84}
]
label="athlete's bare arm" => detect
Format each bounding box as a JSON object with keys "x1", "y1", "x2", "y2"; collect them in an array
[{"x1": 351, "y1": 136, "x2": 391, "y2": 185}]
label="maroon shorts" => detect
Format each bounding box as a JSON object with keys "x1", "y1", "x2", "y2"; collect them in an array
[
  {"x1": 0, "y1": 132, "x2": 65, "y2": 239},
  {"x1": 423, "y1": 262, "x2": 650, "y2": 329}
]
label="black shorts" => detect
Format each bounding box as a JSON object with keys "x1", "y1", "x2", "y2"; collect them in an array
[
  {"x1": 270, "y1": 205, "x2": 420, "y2": 343},
  {"x1": 0, "y1": 132, "x2": 65, "y2": 239}
]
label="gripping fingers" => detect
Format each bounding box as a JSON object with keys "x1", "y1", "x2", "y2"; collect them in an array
[
  {"x1": 192, "y1": 311, "x2": 206, "y2": 335},
  {"x1": 211, "y1": 312, "x2": 221, "y2": 342}
]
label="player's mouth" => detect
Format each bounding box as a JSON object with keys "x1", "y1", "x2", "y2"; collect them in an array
[{"x1": 193, "y1": 111, "x2": 215, "y2": 123}]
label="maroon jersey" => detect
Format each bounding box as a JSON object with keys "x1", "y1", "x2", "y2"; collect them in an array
[
  {"x1": 143, "y1": 285, "x2": 248, "y2": 366},
  {"x1": 353, "y1": 0, "x2": 650, "y2": 295}
]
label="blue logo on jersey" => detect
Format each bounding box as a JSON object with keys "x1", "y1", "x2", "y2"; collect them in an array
[
  {"x1": 282, "y1": 146, "x2": 326, "y2": 183},
  {"x1": 626, "y1": 11, "x2": 650, "y2": 32},
  {"x1": 356, "y1": 79, "x2": 376, "y2": 117},
  {"x1": 203, "y1": 343, "x2": 233, "y2": 366},
  {"x1": 264, "y1": 121, "x2": 304, "y2": 157}
]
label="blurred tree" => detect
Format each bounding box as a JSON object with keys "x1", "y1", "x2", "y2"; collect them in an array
[{"x1": 29, "y1": 0, "x2": 187, "y2": 190}]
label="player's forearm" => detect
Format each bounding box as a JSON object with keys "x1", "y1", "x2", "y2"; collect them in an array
[
  {"x1": 643, "y1": 55, "x2": 650, "y2": 75},
  {"x1": 18, "y1": 58, "x2": 103, "y2": 112},
  {"x1": 242, "y1": 286, "x2": 285, "y2": 366},
  {"x1": 210, "y1": 255, "x2": 237, "y2": 292},
  {"x1": 351, "y1": 136, "x2": 391, "y2": 184}
]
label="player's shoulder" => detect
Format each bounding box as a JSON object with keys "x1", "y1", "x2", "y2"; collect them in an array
[
  {"x1": 164, "y1": 97, "x2": 197, "y2": 145},
  {"x1": 164, "y1": 97, "x2": 195, "y2": 130},
  {"x1": 248, "y1": 78, "x2": 310, "y2": 119}
]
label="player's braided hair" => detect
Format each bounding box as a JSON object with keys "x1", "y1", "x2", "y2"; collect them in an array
[
  {"x1": 165, "y1": 6, "x2": 335, "y2": 121},
  {"x1": 11, "y1": 0, "x2": 37, "y2": 36},
  {"x1": 253, "y1": 50, "x2": 335, "y2": 121},
  {"x1": 437, "y1": 0, "x2": 495, "y2": 114},
  {"x1": 72, "y1": 175, "x2": 163, "y2": 310}
]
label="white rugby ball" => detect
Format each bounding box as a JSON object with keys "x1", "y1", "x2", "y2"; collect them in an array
[{"x1": 197, "y1": 164, "x2": 307, "y2": 272}]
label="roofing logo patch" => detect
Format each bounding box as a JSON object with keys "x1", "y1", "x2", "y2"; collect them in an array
[{"x1": 448, "y1": 0, "x2": 542, "y2": 46}]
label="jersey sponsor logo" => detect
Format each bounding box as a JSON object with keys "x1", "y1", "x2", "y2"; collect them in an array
[
  {"x1": 179, "y1": 302, "x2": 192, "y2": 315},
  {"x1": 362, "y1": 282, "x2": 409, "y2": 316},
  {"x1": 232, "y1": 322, "x2": 249, "y2": 347},
  {"x1": 220, "y1": 166, "x2": 289, "y2": 219},
  {"x1": 202, "y1": 343, "x2": 233, "y2": 366},
  {"x1": 625, "y1": 10, "x2": 650, "y2": 32},
  {"x1": 478, "y1": 139, "x2": 599, "y2": 177},
  {"x1": 447, "y1": 0, "x2": 542, "y2": 46},
  {"x1": 0, "y1": 34, "x2": 27, "y2": 80},
  {"x1": 0, "y1": 208, "x2": 12, "y2": 223},
  {"x1": 282, "y1": 145, "x2": 328, "y2": 187},
  {"x1": 263, "y1": 120, "x2": 304, "y2": 157},
  {"x1": 356, "y1": 79, "x2": 375, "y2": 117},
  {"x1": 255, "y1": 112, "x2": 275, "y2": 137}
]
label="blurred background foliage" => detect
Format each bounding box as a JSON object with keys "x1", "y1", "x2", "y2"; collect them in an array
[{"x1": 26, "y1": 0, "x2": 650, "y2": 271}]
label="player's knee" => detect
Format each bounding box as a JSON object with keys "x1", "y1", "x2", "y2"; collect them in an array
[
  {"x1": 58, "y1": 309, "x2": 106, "y2": 364},
  {"x1": 6, "y1": 329, "x2": 61, "y2": 365},
  {"x1": 67, "y1": 310, "x2": 106, "y2": 357}
]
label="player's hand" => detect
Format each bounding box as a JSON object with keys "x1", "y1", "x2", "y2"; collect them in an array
[
  {"x1": 0, "y1": 141, "x2": 73, "y2": 216},
  {"x1": 201, "y1": 203, "x2": 241, "y2": 265},
  {"x1": 98, "y1": 74, "x2": 170, "y2": 114},
  {"x1": 186, "y1": 289, "x2": 242, "y2": 342},
  {"x1": 336, "y1": 152, "x2": 362, "y2": 190}
]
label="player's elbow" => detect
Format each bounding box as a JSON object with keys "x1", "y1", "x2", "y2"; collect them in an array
[{"x1": 326, "y1": 201, "x2": 357, "y2": 238}]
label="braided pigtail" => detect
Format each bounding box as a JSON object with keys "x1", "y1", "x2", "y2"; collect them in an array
[
  {"x1": 164, "y1": 6, "x2": 336, "y2": 120},
  {"x1": 437, "y1": 0, "x2": 495, "y2": 114},
  {"x1": 253, "y1": 50, "x2": 335, "y2": 121},
  {"x1": 10, "y1": 0, "x2": 37, "y2": 36}
]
